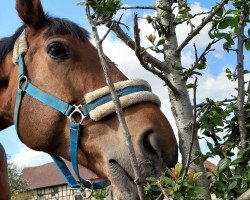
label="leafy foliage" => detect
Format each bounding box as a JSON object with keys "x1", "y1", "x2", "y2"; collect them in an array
[
  {"x1": 7, "y1": 161, "x2": 28, "y2": 195},
  {"x1": 92, "y1": 188, "x2": 109, "y2": 199},
  {"x1": 144, "y1": 163, "x2": 205, "y2": 200}
]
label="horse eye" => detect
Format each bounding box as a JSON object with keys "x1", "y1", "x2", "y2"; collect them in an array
[{"x1": 47, "y1": 42, "x2": 69, "y2": 59}]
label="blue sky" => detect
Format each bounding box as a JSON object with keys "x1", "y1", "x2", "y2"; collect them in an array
[{"x1": 0, "y1": 0, "x2": 249, "y2": 166}]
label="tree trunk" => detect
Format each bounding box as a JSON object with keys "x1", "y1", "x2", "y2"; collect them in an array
[{"x1": 155, "y1": 0, "x2": 211, "y2": 199}]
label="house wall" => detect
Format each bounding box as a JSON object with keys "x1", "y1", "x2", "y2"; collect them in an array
[{"x1": 15, "y1": 184, "x2": 92, "y2": 200}]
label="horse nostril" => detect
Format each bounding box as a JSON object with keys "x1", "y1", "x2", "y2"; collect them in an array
[{"x1": 142, "y1": 130, "x2": 159, "y2": 159}]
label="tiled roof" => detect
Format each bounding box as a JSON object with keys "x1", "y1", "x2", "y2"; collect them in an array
[
  {"x1": 204, "y1": 160, "x2": 217, "y2": 171},
  {"x1": 21, "y1": 160, "x2": 98, "y2": 189}
]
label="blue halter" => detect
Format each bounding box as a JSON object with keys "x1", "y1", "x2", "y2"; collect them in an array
[{"x1": 14, "y1": 55, "x2": 151, "y2": 191}]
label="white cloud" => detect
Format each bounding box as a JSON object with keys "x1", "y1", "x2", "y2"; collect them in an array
[{"x1": 11, "y1": 146, "x2": 52, "y2": 168}]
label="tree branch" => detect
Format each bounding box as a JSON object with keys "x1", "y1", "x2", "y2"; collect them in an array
[
  {"x1": 105, "y1": 19, "x2": 173, "y2": 75},
  {"x1": 196, "y1": 97, "x2": 237, "y2": 108},
  {"x1": 85, "y1": 3, "x2": 145, "y2": 199},
  {"x1": 175, "y1": 0, "x2": 229, "y2": 54},
  {"x1": 133, "y1": 13, "x2": 179, "y2": 94},
  {"x1": 156, "y1": 174, "x2": 170, "y2": 200},
  {"x1": 237, "y1": 189, "x2": 250, "y2": 200},
  {"x1": 174, "y1": 11, "x2": 211, "y2": 25},
  {"x1": 119, "y1": 6, "x2": 156, "y2": 10},
  {"x1": 236, "y1": 0, "x2": 248, "y2": 150},
  {"x1": 182, "y1": 77, "x2": 198, "y2": 180}
]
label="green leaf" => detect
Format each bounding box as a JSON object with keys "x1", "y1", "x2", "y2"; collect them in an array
[
  {"x1": 193, "y1": 172, "x2": 202, "y2": 182},
  {"x1": 216, "y1": 7, "x2": 223, "y2": 17},
  {"x1": 248, "y1": 28, "x2": 250, "y2": 37},
  {"x1": 193, "y1": 71, "x2": 202, "y2": 76},
  {"x1": 156, "y1": 39, "x2": 165, "y2": 46},
  {"x1": 187, "y1": 83, "x2": 194, "y2": 89},
  {"x1": 231, "y1": 157, "x2": 248, "y2": 165},
  {"x1": 162, "y1": 177, "x2": 175, "y2": 186},
  {"x1": 228, "y1": 181, "x2": 237, "y2": 190},
  {"x1": 194, "y1": 157, "x2": 200, "y2": 166},
  {"x1": 147, "y1": 34, "x2": 156, "y2": 43},
  {"x1": 238, "y1": 146, "x2": 250, "y2": 157},
  {"x1": 218, "y1": 16, "x2": 238, "y2": 29},
  {"x1": 245, "y1": 39, "x2": 250, "y2": 51},
  {"x1": 225, "y1": 35, "x2": 235, "y2": 45},
  {"x1": 223, "y1": 42, "x2": 231, "y2": 50},
  {"x1": 175, "y1": 163, "x2": 183, "y2": 175},
  {"x1": 208, "y1": 30, "x2": 215, "y2": 39},
  {"x1": 76, "y1": 2, "x2": 85, "y2": 6},
  {"x1": 207, "y1": 141, "x2": 214, "y2": 153},
  {"x1": 242, "y1": 167, "x2": 250, "y2": 182},
  {"x1": 218, "y1": 158, "x2": 231, "y2": 172},
  {"x1": 229, "y1": 175, "x2": 243, "y2": 180}
]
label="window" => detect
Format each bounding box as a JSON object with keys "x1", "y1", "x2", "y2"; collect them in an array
[{"x1": 75, "y1": 194, "x2": 83, "y2": 200}]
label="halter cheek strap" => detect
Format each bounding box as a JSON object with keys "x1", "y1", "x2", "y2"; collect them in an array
[
  {"x1": 14, "y1": 54, "x2": 161, "y2": 191},
  {"x1": 14, "y1": 55, "x2": 108, "y2": 190}
]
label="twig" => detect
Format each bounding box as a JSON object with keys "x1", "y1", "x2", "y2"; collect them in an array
[
  {"x1": 176, "y1": 0, "x2": 229, "y2": 54},
  {"x1": 156, "y1": 174, "x2": 170, "y2": 200},
  {"x1": 184, "y1": 39, "x2": 219, "y2": 79},
  {"x1": 174, "y1": 11, "x2": 211, "y2": 25},
  {"x1": 105, "y1": 19, "x2": 173, "y2": 74},
  {"x1": 85, "y1": 2, "x2": 145, "y2": 200},
  {"x1": 195, "y1": 97, "x2": 237, "y2": 108},
  {"x1": 118, "y1": 6, "x2": 156, "y2": 10},
  {"x1": 182, "y1": 77, "x2": 198, "y2": 179},
  {"x1": 133, "y1": 13, "x2": 179, "y2": 94},
  {"x1": 177, "y1": 1, "x2": 195, "y2": 32},
  {"x1": 99, "y1": 21, "x2": 115, "y2": 44},
  {"x1": 193, "y1": 39, "x2": 219, "y2": 66}
]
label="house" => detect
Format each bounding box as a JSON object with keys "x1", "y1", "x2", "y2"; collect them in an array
[{"x1": 19, "y1": 160, "x2": 99, "y2": 200}]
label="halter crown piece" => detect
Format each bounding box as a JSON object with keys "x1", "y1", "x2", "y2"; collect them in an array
[{"x1": 13, "y1": 30, "x2": 161, "y2": 193}]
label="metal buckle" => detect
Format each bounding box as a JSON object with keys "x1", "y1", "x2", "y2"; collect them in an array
[
  {"x1": 79, "y1": 180, "x2": 94, "y2": 199},
  {"x1": 68, "y1": 105, "x2": 85, "y2": 124},
  {"x1": 18, "y1": 76, "x2": 28, "y2": 90}
]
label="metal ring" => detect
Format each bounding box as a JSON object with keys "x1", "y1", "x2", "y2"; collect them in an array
[
  {"x1": 18, "y1": 76, "x2": 28, "y2": 90},
  {"x1": 68, "y1": 105, "x2": 85, "y2": 124},
  {"x1": 79, "y1": 180, "x2": 94, "y2": 199}
]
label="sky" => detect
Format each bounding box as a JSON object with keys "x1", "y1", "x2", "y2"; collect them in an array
[{"x1": 0, "y1": 0, "x2": 249, "y2": 168}]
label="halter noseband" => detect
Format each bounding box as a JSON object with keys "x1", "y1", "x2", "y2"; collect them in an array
[{"x1": 13, "y1": 30, "x2": 161, "y2": 192}]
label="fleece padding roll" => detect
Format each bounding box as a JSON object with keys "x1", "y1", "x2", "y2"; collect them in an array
[
  {"x1": 12, "y1": 29, "x2": 28, "y2": 64},
  {"x1": 84, "y1": 79, "x2": 161, "y2": 121}
]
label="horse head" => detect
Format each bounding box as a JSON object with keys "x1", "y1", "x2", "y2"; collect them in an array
[{"x1": 0, "y1": 0, "x2": 178, "y2": 199}]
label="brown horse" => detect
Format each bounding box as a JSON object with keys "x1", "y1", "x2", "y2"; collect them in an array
[
  {"x1": 0, "y1": 0, "x2": 177, "y2": 199},
  {"x1": 0, "y1": 144, "x2": 10, "y2": 200}
]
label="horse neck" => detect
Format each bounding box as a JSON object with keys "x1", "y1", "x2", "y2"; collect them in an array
[{"x1": 0, "y1": 53, "x2": 17, "y2": 131}]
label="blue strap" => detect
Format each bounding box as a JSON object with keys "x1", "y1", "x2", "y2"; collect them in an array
[
  {"x1": 22, "y1": 82, "x2": 73, "y2": 116},
  {"x1": 18, "y1": 54, "x2": 26, "y2": 78},
  {"x1": 15, "y1": 55, "x2": 108, "y2": 190},
  {"x1": 51, "y1": 155, "x2": 81, "y2": 189},
  {"x1": 14, "y1": 89, "x2": 25, "y2": 142},
  {"x1": 81, "y1": 85, "x2": 151, "y2": 115},
  {"x1": 69, "y1": 121, "x2": 109, "y2": 189}
]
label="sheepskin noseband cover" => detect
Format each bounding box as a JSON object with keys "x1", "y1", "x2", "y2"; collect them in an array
[{"x1": 85, "y1": 79, "x2": 161, "y2": 121}]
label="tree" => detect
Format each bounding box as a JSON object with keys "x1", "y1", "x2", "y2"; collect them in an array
[
  {"x1": 7, "y1": 161, "x2": 28, "y2": 195},
  {"x1": 79, "y1": 0, "x2": 250, "y2": 199}
]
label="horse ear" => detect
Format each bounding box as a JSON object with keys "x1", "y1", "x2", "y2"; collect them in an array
[{"x1": 16, "y1": 0, "x2": 46, "y2": 30}]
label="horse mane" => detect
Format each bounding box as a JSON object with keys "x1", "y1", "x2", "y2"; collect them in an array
[{"x1": 0, "y1": 17, "x2": 89, "y2": 63}]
